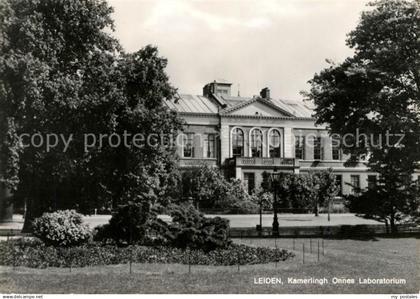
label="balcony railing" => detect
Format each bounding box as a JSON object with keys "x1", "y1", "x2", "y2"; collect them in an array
[
  {"x1": 233, "y1": 157, "x2": 297, "y2": 168},
  {"x1": 179, "y1": 158, "x2": 217, "y2": 167}
]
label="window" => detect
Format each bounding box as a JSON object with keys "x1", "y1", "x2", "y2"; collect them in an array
[
  {"x1": 243, "y1": 173, "x2": 255, "y2": 194},
  {"x1": 367, "y1": 175, "x2": 377, "y2": 190},
  {"x1": 182, "y1": 133, "x2": 194, "y2": 158},
  {"x1": 203, "y1": 134, "x2": 216, "y2": 158},
  {"x1": 314, "y1": 137, "x2": 323, "y2": 160},
  {"x1": 250, "y1": 129, "x2": 263, "y2": 157},
  {"x1": 332, "y1": 136, "x2": 341, "y2": 160},
  {"x1": 335, "y1": 175, "x2": 343, "y2": 196},
  {"x1": 232, "y1": 128, "x2": 244, "y2": 157},
  {"x1": 269, "y1": 129, "x2": 281, "y2": 158},
  {"x1": 350, "y1": 175, "x2": 360, "y2": 194},
  {"x1": 295, "y1": 136, "x2": 305, "y2": 160}
]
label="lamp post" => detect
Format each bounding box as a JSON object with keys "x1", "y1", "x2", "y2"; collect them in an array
[
  {"x1": 256, "y1": 198, "x2": 262, "y2": 236},
  {"x1": 270, "y1": 168, "x2": 280, "y2": 237}
]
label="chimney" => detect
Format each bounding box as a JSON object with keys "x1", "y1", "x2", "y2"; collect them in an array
[
  {"x1": 260, "y1": 87, "x2": 270, "y2": 99},
  {"x1": 203, "y1": 80, "x2": 232, "y2": 97}
]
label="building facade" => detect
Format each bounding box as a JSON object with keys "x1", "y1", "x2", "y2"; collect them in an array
[{"x1": 166, "y1": 80, "x2": 419, "y2": 196}]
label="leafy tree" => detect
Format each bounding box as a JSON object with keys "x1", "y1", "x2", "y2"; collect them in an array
[
  {"x1": 315, "y1": 169, "x2": 339, "y2": 219},
  {"x1": 261, "y1": 170, "x2": 339, "y2": 215},
  {"x1": 346, "y1": 180, "x2": 419, "y2": 231},
  {"x1": 220, "y1": 178, "x2": 259, "y2": 213},
  {"x1": 181, "y1": 164, "x2": 258, "y2": 213},
  {"x1": 306, "y1": 0, "x2": 420, "y2": 232},
  {"x1": 289, "y1": 173, "x2": 318, "y2": 214},
  {"x1": 180, "y1": 164, "x2": 229, "y2": 208},
  {"x1": 0, "y1": 0, "x2": 183, "y2": 228}
]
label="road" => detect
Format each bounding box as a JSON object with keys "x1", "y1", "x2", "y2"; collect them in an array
[{"x1": 1, "y1": 213, "x2": 382, "y2": 230}]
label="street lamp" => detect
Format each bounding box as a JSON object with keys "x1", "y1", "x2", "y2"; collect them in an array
[
  {"x1": 270, "y1": 168, "x2": 281, "y2": 237},
  {"x1": 256, "y1": 197, "x2": 263, "y2": 236}
]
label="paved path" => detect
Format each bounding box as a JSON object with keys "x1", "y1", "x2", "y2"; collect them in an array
[{"x1": 0, "y1": 213, "x2": 382, "y2": 231}]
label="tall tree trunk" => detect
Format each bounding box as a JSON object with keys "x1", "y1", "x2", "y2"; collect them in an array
[
  {"x1": 21, "y1": 174, "x2": 44, "y2": 232},
  {"x1": 314, "y1": 202, "x2": 319, "y2": 217},
  {"x1": 384, "y1": 218, "x2": 389, "y2": 234},
  {"x1": 390, "y1": 213, "x2": 397, "y2": 234},
  {"x1": 21, "y1": 196, "x2": 44, "y2": 233},
  {"x1": 0, "y1": 183, "x2": 13, "y2": 222},
  {"x1": 0, "y1": 114, "x2": 13, "y2": 222},
  {"x1": 327, "y1": 200, "x2": 331, "y2": 222}
]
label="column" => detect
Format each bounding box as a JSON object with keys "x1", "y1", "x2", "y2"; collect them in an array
[
  {"x1": 220, "y1": 124, "x2": 230, "y2": 164},
  {"x1": 323, "y1": 136, "x2": 333, "y2": 160},
  {"x1": 305, "y1": 134, "x2": 314, "y2": 160},
  {"x1": 193, "y1": 133, "x2": 202, "y2": 159},
  {"x1": 235, "y1": 167, "x2": 242, "y2": 180},
  {"x1": 283, "y1": 127, "x2": 293, "y2": 158}
]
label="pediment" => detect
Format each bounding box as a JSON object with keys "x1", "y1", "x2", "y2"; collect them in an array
[{"x1": 222, "y1": 98, "x2": 294, "y2": 117}]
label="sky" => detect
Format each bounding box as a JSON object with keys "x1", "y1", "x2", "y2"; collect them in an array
[{"x1": 108, "y1": 0, "x2": 370, "y2": 101}]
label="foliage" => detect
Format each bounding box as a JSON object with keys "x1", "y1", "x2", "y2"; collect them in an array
[
  {"x1": 0, "y1": 0, "x2": 184, "y2": 227},
  {"x1": 313, "y1": 170, "x2": 340, "y2": 215},
  {"x1": 156, "y1": 204, "x2": 232, "y2": 251},
  {"x1": 251, "y1": 188, "x2": 273, "y2": 211},
  {"x1": 213, "y1": 179, "x2": 259, "y2": 213},
  {"x1": 94, "y1": 203, "x2": 232, "y2": 251},
  {"x1": 261, "y1": 169, "x2": 339, "y2": 214},
  {"x1": 222, "y1": 199, "x2": 259, "y2": 214},
  {"x1": 32, "y1": 210, "x2": 91, "y2": 247},
  {"x1": 345, "y1": 180, "x2": 419, "y2": 230},
  {"x1": 287, "y1": 173, "x2": 318, "y2": 212},
  {"x1": 180, "y1": 164, "x2": 229, "y2": 208},
  {"x1": 0, "y1": 239, "x2": 294, "y2": 268},
  {"x1": 181, "y1": 165, "x2": 257, "y2": 213},
  {"x1": 93, "y1": 198, "x2": 154, "y2": 245},
  {"x1": 305, "y1": 0, "x2": 420, "y2": 231}
]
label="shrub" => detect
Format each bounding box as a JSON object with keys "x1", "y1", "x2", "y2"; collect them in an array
[
  {"x1": 252, "y1": 190, "x2": 273, "y2": 211},
  {"x1": 152, "y1": 204, "x2": 231, "y2": 251},
  {"x1": 212, "y1": 179, "x2": 259, "y2": 214},
  {"x1": 32, "y1": 210, "x2": 91, "y2": 247},
  {"x1": 224, "y1": 200, "x2": 259, "y2": 214},
  {"x1": 181, "y1": 165, "x2": 258, "y2": 214},
  {"x1": 93, "y1": 201, "x2": 152, "y2": 245},
  {"x1": 0, "y1": 239, "x2": 294, "y2": 268}
]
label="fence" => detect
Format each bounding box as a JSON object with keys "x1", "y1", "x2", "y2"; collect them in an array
[{"x1": 228, "y1": 224, "x2": 420, "y2": 238}]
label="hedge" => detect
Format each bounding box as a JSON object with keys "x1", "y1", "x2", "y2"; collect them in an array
[{"x1": 0, "y1": 239, "x2": 294, "y2": 268}]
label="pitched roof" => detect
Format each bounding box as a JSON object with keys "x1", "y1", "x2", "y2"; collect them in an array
[
  {"x1": 165, "y1": 94, "x2": 219, "y2": 114},
  {"x1": 220, "y1": 97, "x2": 295, "y2": 117},
  {"x1": 270, "y1": 98, "x2": 314, "y2": 118},
  {"x1": 165, "y1": 94, "x2": 314, "y2": 118}
]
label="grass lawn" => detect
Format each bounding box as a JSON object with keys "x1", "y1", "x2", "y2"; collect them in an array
[{"x1": 0, "y1": 237, "x2": 418, "y2": 294}]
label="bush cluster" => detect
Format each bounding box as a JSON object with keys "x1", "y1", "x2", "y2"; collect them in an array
[
  {"x1": 32, "y1": 210, "x2": 91, "y2": 247},
  {"x1": 94, "y1": 201, "x2": 152, "y2": 246},
  {"x1": 0, "y1": 239, "x2": 294, "y2": 268},
  {"x1": 180, "y1": 165, "x2": 259, "y2": 214},
  {"x1": 95, "y1": 203, "x2": 232, "y2": 252},
  {"x1": 154, "y1": 204, "x2": 231, "y2": 251}
]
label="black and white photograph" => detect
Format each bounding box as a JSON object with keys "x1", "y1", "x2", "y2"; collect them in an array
[{"x1": 0, "y1": 0, "x2": 419, "y2": 297}]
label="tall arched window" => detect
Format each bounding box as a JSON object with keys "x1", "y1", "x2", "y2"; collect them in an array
[
  {"x1": 269, "y1": 129, "x2": 281, "y2": 158},
  {"x1": 232, "y1": 128, "x2": 244, "y2": 157},
  {"x1": 250, "y1": 129, "x2": 263, "y2": 157}
]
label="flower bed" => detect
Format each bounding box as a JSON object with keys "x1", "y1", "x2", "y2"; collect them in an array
[{"x1": 0, "y1": 239, "x2": 294, "y2": 268}]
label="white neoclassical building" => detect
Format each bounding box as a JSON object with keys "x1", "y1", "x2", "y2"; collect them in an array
[{"x1": 166, "y1": 80, "x2": 419, "y2": 195}]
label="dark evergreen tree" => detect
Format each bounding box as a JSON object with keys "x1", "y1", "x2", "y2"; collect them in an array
[{"x1": 306, "y1": 0, "x2": 420, "y2": 232}]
